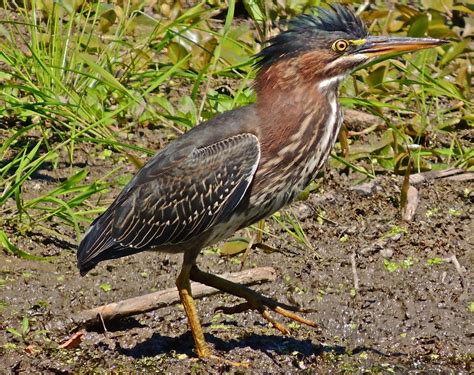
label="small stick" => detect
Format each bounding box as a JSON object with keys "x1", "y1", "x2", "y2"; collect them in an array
[
  {"x1": 443, "y1": 255, "x2": 466, "y2": 290},
  {"x1": 73, "y1": 267, "x2": 277, "y2": 327},
  {"x1": 98, "y1": 312, "x2": 108, "y2": 336},
  {"x1": 444, "y1": 172, "x2": 474, "y2": 182},
  {"x1": 409, "y1": 168, "x2": 465, "y2": 185},
  {"x1": 350, "y1": 252, "x2": 360, "y2": 292},
  {"x1": 401, "y1": 185, "x2": 419, "y2": 222}
]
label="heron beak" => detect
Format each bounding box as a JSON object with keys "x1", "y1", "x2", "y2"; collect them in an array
[{"x1": 356, "y1": 36, "x2": 448, "y2": 57}]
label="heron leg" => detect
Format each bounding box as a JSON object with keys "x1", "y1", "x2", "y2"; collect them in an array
[
  {"x1": 176, "y1": 262, "x2": 211, "y2": 358},
  {"x1": 189, "y1": 265, "x2": 319, "y2": 335}
]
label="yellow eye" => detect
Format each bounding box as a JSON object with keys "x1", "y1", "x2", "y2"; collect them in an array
[{"x1": 332, "y1": 39, "x2": 349, "y2": 52}]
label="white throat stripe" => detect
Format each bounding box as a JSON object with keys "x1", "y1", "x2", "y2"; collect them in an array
[{"x1": 318, "y1": 75, "x2": 345, "y2": 90}]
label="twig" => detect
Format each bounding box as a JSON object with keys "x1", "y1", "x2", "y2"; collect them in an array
[
  {"x1": 443, "y1": 255, "x2": 466, "y2": 290},
  {"x1": 444, "y1": 172, "x2": 474, "y2": 182},
  {"x1": 409, "y1": 168, "x2": 465, "y2": 185},
  {"x1": 401, "y1": 185, "x2": 419, "y2": 222},
  {"x1": 350, "y1": 252, "x2": 360, "y2": 292},
  {"x1": 73, "y1": 267, "x2": 277, "y2": 327},
  {"x1": 98, "y1": 312, "x2": 108, "y2": 336}
]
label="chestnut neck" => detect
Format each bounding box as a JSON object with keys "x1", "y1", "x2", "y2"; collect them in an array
[
  {"x1": 252, "y1": 55, "x2": 345, "y2": 167},
  {"x1": 254, "y1": 52, "x2": 343, "y2": 114}
]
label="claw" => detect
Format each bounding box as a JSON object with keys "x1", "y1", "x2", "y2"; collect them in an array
[
  {"x1": 260, "y1": 308, "x2": 290, "y2": 335},
  {"x1": 190, "y1": 266, "x2": 320, "y2": 338},
  {"x1": 274, "y1": 306, "x2": 320, "y2": 330}
]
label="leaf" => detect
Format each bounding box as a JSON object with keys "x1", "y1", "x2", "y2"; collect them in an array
[
  {"x1": 6, "y1": 328, "x2": 22, "y2": 338},
  {"x1": 178, "y1": 95, "x2": 197, "y2": 125},
  {"x1": 296, "y1": 180, "x2": 319, "y2": 201},
  {"x1": 400, "y1": 257, "x2": 415, "y2": 269},
  {"x1": 254, "y1": 243, "x2": 279, "y2": 254},
  {"x1": 59, "y1": 330, "x2": 85, "y2": 349},
  {"x1": 440, "y1": 40, "x2": 469, "y2": 67},
  {"x1": 79, "y1": 34, "x2": 102, "y2": 53},
  {"x1": 0, "y1": 230, "x2": 47, "y2": 260},
  {"x1": 421, "y1": 0, "x2": 453, "y2": 12},
  {"x1": 243, "y1": 0, "x2": 266, "y2": 22},
  {"x1": 366, "y1": 65, "x2": 387, "y2": 89},
  {"x1": 24, "y1": 344, "x2": 39, "y2": 355},
  {"x1": 220, "y1": 238, "x2": 250, "y2": 256},
  {"x1": 395, "y1": 5, "x2": 419, "y2": 19},
  {"x1": 384, "y1": 259, "x2": 399, "y2": 272},
  {"x1": 167, "y1": 42, "x2": 188, "y2": 66},
  {"x1": 427, "y1": 257, "x2": 443, "y2": 266},
  {"x1": 21, "y1": 317, "x2": 30, "y2": 336},
  {"x1": 220, "y1": 24, "x2": 252, "y2": 66},
  {"x1": 61, "y1": 170, "x2": 88, "y2": 191},
  {"x1": 56, "y1": 0, "x2": 82, "y2": 14},
  {"x1": 427, "y1": 11, "x2": 455, "y2": 38},
  {"x1": 98, "y1": 4, "x2": 117, "y2": 33},
  {"x1": 408, "y1": 14, "x2": 429, "y2": 37},
  {"x1": 348, "y1": 129, "x2": 395, "y2": 157},
  {"x1": 99, "y1": 283, "x2": 112, "y2": 292},
  {"x1": 78, "y1": 53, "x2": 135, "y2": 100},
  {"x1": 125, "y1": 154, "x2": 144, "y2": 169}
]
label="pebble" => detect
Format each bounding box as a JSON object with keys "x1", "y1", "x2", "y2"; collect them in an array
[
  {"x1": 380, "y1": 248, "x2": 393, "y2": 258},
  {"x1": 350, "y1": 181, "x2": 382, "y2": 196}
]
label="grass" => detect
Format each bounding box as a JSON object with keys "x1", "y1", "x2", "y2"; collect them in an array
[{"x1": 0, "y1": 0, "x2": 472, "y2": 258}]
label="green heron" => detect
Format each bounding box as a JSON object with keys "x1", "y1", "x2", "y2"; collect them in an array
[{"x1": 77, "y1": 5, "x2": 446, "y2": 358}]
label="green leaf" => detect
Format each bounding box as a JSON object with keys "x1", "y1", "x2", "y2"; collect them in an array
[
  {"x1": 400, "y1": 257, "x2": 414, "y2": 269},
  {"x1": 427, "y1": 257, "x2": 443, "y2": 266},
  {"x1": 384, "y1": 259, "x2": 399, "y2": 272},
  {"x1": 0, "y1": 230, "x2": 47, "y2": 260},
  {"x1": 296, "y1": 180, "x2": 319, "y2": 201},
  {"x1": 6, "y1": 328, "x2": 22, "y2": 338},
  {"x1": 440, "y1": 40, "x2": 469, "y2": 67},
  {"x1": 220, "y1": 238, "x2": 250, "y2": 256},
  {"x1": 408, "y1": 14, "x2": 429, "y2": 37},
  {"x1": 167, "y1": 42, "x2": 189, "y2": 65},
  {"x1": 243, "y1": 0, "x2": 266, "y2": 22},
  {"x1": 178, "y1": 95, "x2": 197, "y2": 125},
  {"x1": 366, "y1": 65, "x2": 387, "y2": 89},
  {"x1": 78, "y1": 53, "x2": 136, "y2": 101},
  {"x1": 21, "y1": 317, "x2": 30, "y2": 336},
  {"x1": 422, "y1": 0, "x2": 453, "y2": 12},
  {"x1": 99, "y1": 283, "x2": 112, "y2": 292}
]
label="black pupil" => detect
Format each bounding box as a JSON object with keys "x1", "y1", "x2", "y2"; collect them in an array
[{"x1": 338, "y1": 41, "x2": 346, "y2": 50}]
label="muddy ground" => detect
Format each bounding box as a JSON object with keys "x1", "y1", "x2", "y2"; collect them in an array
[{"x1": 0, "y1": 153, "x2": 472, "y2": 374}]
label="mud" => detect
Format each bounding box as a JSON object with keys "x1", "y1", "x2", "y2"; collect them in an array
[{"x1": 0, "y1": 153, "x2": 472, "y2": 374}]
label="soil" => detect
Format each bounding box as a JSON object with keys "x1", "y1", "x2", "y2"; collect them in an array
[{"x1": 0, "y1": 145, "x2": 472, "y2": 374}]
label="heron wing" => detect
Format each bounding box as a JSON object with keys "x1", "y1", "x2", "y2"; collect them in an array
[{"x1": 111, "y1": 133, "x2": 260, "y2": 249}]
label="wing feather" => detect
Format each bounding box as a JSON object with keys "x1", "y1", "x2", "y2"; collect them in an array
[
  {"x1": 112, "y1": 133, "x2": 260, "y2": 249},
  {"x1": 77, "y1": 132, "x2": 260, "y2": 273}
]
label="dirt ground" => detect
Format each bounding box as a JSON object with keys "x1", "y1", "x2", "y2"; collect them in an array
[{"x1": 0, "y1": 151, "x2": 472, "y2": 374}]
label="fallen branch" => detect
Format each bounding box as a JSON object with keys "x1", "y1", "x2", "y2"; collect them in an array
[
  {"x1": 409, "y1": 168, "x2": 465, "y2": 185},
  {"x1": 444, "y1": 172, "x2": 474, "y2": 182},
  {"x1": 73, "y1": 267, "x2": 277, "y2": 328}
]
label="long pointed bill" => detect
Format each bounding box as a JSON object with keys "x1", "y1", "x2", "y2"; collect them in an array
[{"x1": 356, "y1": 36, "x2": 448, "y2": 57}]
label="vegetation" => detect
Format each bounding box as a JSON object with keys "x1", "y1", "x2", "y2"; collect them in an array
[{"x1": 0, "y1": 0, "x2": 472, "y2": 258}]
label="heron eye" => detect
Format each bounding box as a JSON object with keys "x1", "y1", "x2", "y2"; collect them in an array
[{"x1": 332, "y1": 39, "x2": 349, "y2": 52}]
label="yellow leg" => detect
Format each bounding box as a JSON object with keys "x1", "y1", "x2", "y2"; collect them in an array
[
  {"x1": 176, "y1": 263, "x2": 211, "y2": 358},
  {"x1": 190, "y1": 265, "x2": 319, "y2": 335},
  {"x1": 239, "y1": 229, "x2": 254, "y2": 271}
]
